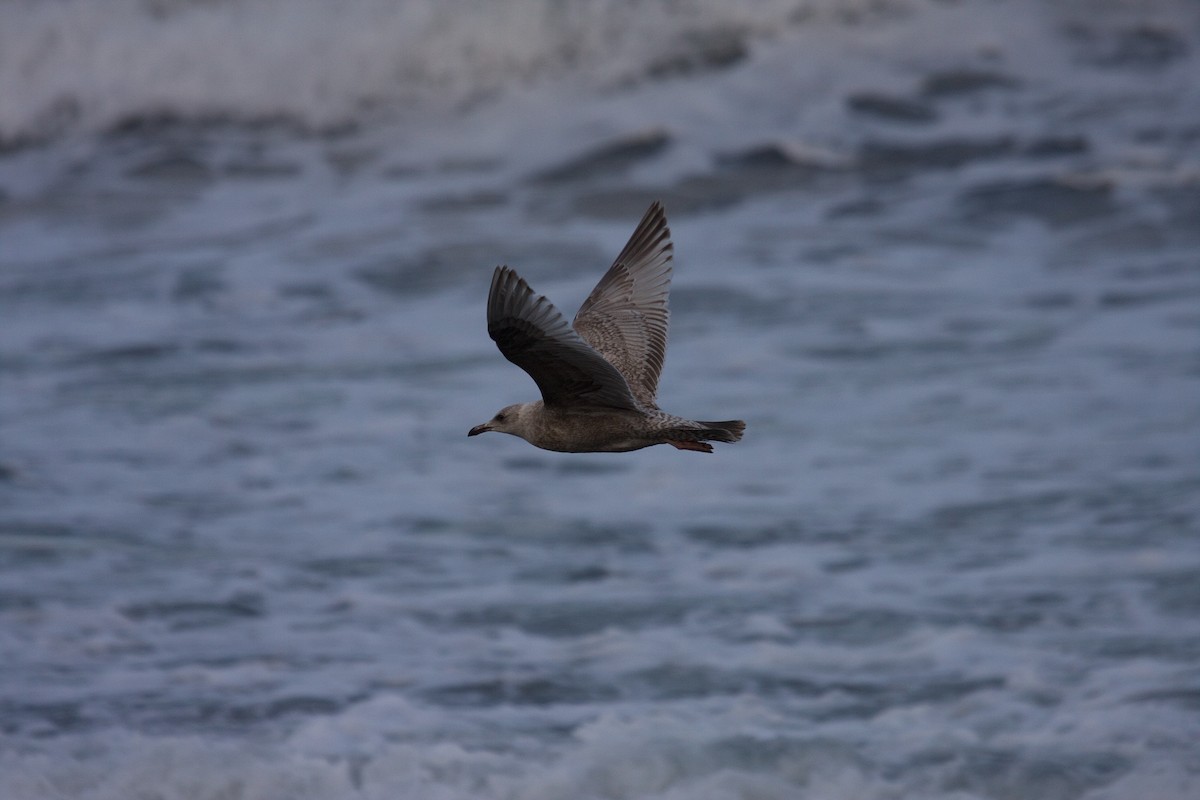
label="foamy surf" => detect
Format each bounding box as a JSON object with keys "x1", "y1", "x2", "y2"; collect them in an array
[
  {"x1": 0, "y1": 0, "x2": 906, "y2": 145},
  {"x1": 1, "y1": 1, "x2": 1198, "y2": 798}
]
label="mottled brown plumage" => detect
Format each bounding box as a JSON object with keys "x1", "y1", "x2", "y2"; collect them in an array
[
  {"x1": 573, "y1": 202, "x2": 673, "y2": 409},
  {"x1": 468, "y1": 202, "x2": 745, "y2": 453}
]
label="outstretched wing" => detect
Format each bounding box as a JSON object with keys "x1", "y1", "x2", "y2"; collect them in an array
[
  {"x1": 487, "y1": 266, "x2": 640, "y2": 410},
  {"x1": 572, "y1": 201, "x2": 673, "y2": 408}
]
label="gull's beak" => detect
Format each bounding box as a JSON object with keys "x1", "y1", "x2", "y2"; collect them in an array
[{"x1": 468, "y1": 423, "x2": 492, "y2": 437}]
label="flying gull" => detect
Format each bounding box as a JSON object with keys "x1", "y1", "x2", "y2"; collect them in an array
[{"x1": 468, "y1": 202, "x2": 745, "y2": 453}]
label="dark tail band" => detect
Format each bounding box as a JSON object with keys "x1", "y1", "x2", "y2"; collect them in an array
[{"x1": 697, "y1": 420, "x2": 746, "y2": 443}]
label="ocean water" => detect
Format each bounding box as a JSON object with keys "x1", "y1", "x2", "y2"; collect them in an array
[{"x1": 2, "y1": 0, "x2": 1199, "y2": 797}]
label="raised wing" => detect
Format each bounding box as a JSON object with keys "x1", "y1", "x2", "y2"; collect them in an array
[
  {"x1": 573, "y1": 201, "x2": 673, "y2": 408},
  {"x1": 487, "y1": 266, "x2": 640, "y2": 410}
]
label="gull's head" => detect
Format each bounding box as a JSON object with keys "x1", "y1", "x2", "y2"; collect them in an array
[{"x1": 468, "y1": 403, "x2": 533, "y2": 441}]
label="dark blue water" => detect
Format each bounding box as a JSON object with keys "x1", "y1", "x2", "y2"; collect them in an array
[{"x1": 2, "y1": 1, "x2": 1199, "y2": 797}]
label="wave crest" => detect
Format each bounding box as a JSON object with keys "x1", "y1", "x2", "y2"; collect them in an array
[{"x1": 0, "y1": 0, "x2": 913, "y2": 143}]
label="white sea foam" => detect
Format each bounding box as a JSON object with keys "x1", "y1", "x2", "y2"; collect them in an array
[
  {"x1": 2, "y1": 0, "x2": 1199, "y2": 798},
  {"x1": 0, "y1": 0, "x2": 920, "y2": 143},
  {"x1": 2, "y1": 689, "x2": 1197, "y2": 800}
]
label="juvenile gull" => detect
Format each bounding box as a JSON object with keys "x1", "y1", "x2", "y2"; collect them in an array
[{"x1": 468, "y1": 202, "x2": 745, "y2": 453}]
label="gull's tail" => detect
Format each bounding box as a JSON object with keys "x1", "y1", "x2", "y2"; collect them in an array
[
  {"x1": 697, "y1": 419, "x2": 746, "y2": 443},
  {"x1": 664, "y1": 419, "x2": 746, "y2": 453}
]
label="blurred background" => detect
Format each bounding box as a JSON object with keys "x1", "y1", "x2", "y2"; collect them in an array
[{"x1": 2, "y1": 1, "x2": 1199, "y2": 798}]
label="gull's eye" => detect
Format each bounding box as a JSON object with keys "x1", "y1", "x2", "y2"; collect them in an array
[{"x1": 495, "y1": 413, "x2": 506, "y2": 422}]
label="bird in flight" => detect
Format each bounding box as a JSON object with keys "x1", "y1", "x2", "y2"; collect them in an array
[{"x1": 469, "y1": 202, "x2": 745, "y2": 453}]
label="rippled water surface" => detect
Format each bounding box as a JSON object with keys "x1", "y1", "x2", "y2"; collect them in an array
[{"x1": 2, "y1": 1, "x2": 1199, "y2": 798}]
